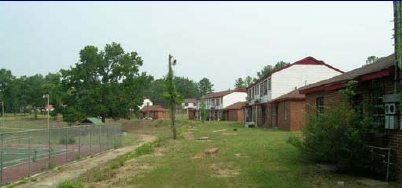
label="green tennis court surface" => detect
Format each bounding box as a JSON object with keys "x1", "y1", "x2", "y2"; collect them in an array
[{"x1": 2, "y1": 148, "x2": 65, "y2": 167}]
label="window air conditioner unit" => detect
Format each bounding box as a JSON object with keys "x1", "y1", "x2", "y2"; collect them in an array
[
  {"x1": 383, "y1": 94, "x2": 400, "y2": 130},
  {"x1": 385, "y1": 103, "x2": 396, "y2": 115}
]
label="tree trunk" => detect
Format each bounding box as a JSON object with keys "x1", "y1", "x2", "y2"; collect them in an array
[
  {"x1": 34, "y1": 107, "x2": 38, "y2": 119},
  {"x1": 102, "y1": 116, "x2": 106, "y2": 123}
]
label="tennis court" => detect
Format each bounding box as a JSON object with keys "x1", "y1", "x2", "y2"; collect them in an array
[{"x1": 2, "y1": 147, "x2": 65, "y2": 168}]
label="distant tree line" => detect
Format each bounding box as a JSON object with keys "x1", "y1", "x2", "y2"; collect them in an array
[{"x1": 0, "y1": 42, "x2": 214, "y2": 123}]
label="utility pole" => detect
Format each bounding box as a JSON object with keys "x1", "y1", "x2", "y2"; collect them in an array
[
  {"x1": 0, "y1": 102, "x2": 3, "y2": 129},
  {"x1": 394, "y1": 2, "x2": 402, "y2": 93},
  {"x1": 43, "y1": 94, "x2": 50, "y2": 167},
  {"x1": 167, "y1": 54, "x2": 178, "y2": 139}
]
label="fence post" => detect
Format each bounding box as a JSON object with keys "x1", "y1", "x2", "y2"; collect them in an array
[
  {"x1": 89, "y1": 126, "x2": 92, "y2": 153},
  {"x1": 113, "y1": 125, "x2": 116, "y2": 149},
  {"x1": 48, "y1": 128, "x2": 51, "y2": 169},
  {"x1": 99, "y1": 124, "x2": 102, "y2": 152},
  {"x1": 78, "y1": 125, "x2": 81, "y2": 157},
  {"x1": 27, "y1": 131, "x2": 31, "y2": 176},
  {"x1": 0, "y1": 133, "x2": 3, "y2": 186},
  {"x1": 65, "y1": 128, "x2": 68, "y2": 161}
]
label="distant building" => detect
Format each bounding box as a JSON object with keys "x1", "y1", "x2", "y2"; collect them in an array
[
  {"x1": 139, "y1": 105, "x2": 167, "y2": 120},
  {"x1": 139, "y1": 98, "x2": 153, "y2": 109},
  {"x1": 182, "y1": 99, "x2": 197, "y2": 112},
  {"x1": 266, "y1": 90, "x2": 305, "y2": 131},
  {"x1": 243, "y1": 56, "x2": 343, "y2": 127},
  {"x1": 80, "y1": 117, "x2": 104, "y2": 125},
  {"x1": 224, "y1": 101, "x2": 247, "y2": 122},
  {"x1": 196, "y1": 89, "x2": 247, "y2": 121}
]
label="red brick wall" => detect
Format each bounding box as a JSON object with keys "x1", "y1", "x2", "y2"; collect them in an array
[
  {"x1": 276, "y1": 101, "x2": 290, "y2": 130},
  {"x1": 289, "y1": 101, "x2": 305, "y2": 131},
  {"x1": 386, "y1": 130, "x2": 402, "y2": 181},
  {"x1": 304, "y1": 76, "x2": 402, "y2": 181},
  {"x1": 225, "y1": 109, "x2": 244, "y2": 122},
  {"x1": 188, "y1": 109, "x2": 196, "y2": 120},
  {"x1": 305, "y1": 90, "x2": 346, "y2": 116}
]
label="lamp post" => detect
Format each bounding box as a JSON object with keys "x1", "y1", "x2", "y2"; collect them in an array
[
  {"x1": 167, "y1": 54, "x2": 178, "y2": 139},
  {"x1": 43, "y1": 94, "x2": 50, "y2": 167},
  {"x1": 0, "y1": 102, "x2": 3, "y2": 128}
]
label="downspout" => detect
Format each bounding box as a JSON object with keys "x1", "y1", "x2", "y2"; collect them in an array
[{"x1": 394, "y1": 1, "x2": 402, "y2": 94}]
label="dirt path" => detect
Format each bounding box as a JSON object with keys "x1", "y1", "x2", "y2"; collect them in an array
[{"x1": 16, "y1": 135, "x2": 157, "y2": 188}]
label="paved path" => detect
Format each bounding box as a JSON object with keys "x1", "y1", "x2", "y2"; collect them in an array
[{"x1": 16, "y1": 135, "x2": 157, "y2": 188}]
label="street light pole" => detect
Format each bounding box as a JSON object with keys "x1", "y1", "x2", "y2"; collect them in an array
[
  {"x1": 0, "y1": 102, "x2": 3, "y2": 129},
  {"x1": 43, "y1": 94, "x2": 50, "y2": 167}
]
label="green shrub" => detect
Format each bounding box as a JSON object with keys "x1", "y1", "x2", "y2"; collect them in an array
[
  {"x1": 58, "y1": 180, "x2": 83, "y2": 188},
  {"x1": 59, "y1": 137, "x2": 76, "y2": 144},
  {"x1": 288, "y1": 81, "x2": 385, "y2": 177}
]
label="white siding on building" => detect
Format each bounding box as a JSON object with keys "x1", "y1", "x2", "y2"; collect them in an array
[
  {"x1": 271, "y1": 64, "x2": 341, "y2": 99},
  {"x1": 222, "y1": 92, "x2": 247, "y2": 108}
]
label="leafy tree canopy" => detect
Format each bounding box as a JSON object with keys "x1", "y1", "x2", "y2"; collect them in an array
[
  {"x1": 61, "y1": 42, "x2": 153, "y2": 123},
  {"x1": 198, "y1": 77, "x2": 214, "y2": 96}
]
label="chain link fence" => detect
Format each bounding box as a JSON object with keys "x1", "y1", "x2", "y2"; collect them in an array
[{"x1": 0, "y1": 123, "x2": 122, "y2": 186}]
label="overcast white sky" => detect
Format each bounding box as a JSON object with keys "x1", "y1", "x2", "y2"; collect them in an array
[{"x1": 0, "y1": 2, "x2": 394, "y2": 91}]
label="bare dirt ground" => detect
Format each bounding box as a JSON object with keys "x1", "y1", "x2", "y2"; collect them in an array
[{"x1": 16, "y1": 134, "x2": 157, "y2": 188}]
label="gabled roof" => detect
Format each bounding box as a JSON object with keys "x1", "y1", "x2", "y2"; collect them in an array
[
  {"x1": 183, "y1": 99, "x2": 197, "y2": 103},
  {"x1": 202, "y1": 89, "x2": 245, "y2": 99},
  {"x1": 81, "y1": 117, "x2": 104, "y2": 125},
  {"x1": 269, "y1": 90, "x2": 305, "y2": 104},
  {"x1": 299, "y1": 54, "x2": 395, "y2": 94},
  {"x1": 225, "y1": 101, "x2": 247, "y2": 110},
  {"x1": 247, "y1": 56, "x2": 343, "y2": 89},
  {"x1": 140, "y1": 105, "x2": 167, "y2": 112}
]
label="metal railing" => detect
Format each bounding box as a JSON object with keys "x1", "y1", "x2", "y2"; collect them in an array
[{"x1": 0, "y1": 123, "x2": 122, "y2": 186}]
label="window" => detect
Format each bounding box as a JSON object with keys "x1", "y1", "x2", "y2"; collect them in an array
[
  {"x1": 260, "y1": 83, "x2": 263, "y2": 96},
  {"x1": 316, "y1": 97, "x2": 324, "y2": 115},
  {"x1": 263, "y1": 80, "x2": 268, "y2": 95},
  {"x1": 185, "y1": 103, "x2": 188, "y2": 106},
  {"x1": 369, "y1": 80, "x2": 385, "y2": 125},
  {"x1": 256, "y1": 84, "x2": 259, "y2": 95},
  {"x1": 252, "y1": 87, "x2": 255, "y2": 98},
  {"x1": 268, "y1": 78, "x2": 271, "y2": 91}
]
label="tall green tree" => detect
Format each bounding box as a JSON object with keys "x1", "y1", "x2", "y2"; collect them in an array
[
  {"x1": 44, "y1": 73, "x2": 64, "y2": 119},
  {"x1": 244, "y1": 76, "x2": 253, "y2": 88},
  {"x1": 145, "y1": 76, "x2": 200, "y2": 108},
  {"x1": 174, "y1": 76, "x2": 201, "y2": 99},
  {"x1": 198, "y1": 78, "x2": 214, "y2": 96},
  {"x1": 366, "y1": 56, "x2": 379, "y2": 65},
  {"x1": 256, "y1": 61, "x2": 290, "y2": 79},
  {"x1": 234, "y1": 76, "x2": 254, "y2": 90},
  {"x1": 24, "y1": 74, "x2": 46, "y2": 119},
  {"x1": 61, "y1": 42, "x2": 153, "y2": 123},
  {"x1": 0, "y1": 69, "x2": 16, "y2": 114},
  {"x1": 145, "y1": 79, "x2": 168, "y2": 107},
  {"x1": 234, "y1": 78, "x2": 245, "y2": 90}
]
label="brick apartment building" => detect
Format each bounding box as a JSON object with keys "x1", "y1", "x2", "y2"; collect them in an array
[
  {"x1": 300, "y1": 54, "x2": 402, "y2": 180},
  {"x1": 243, "y1": 56, "x2": 343, "y2": 128}
]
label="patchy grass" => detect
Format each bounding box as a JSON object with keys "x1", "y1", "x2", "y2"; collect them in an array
[
  {"x1": 76, "y1": 137, "x2": 165, "y2": 184},
  {"x1": 68, "y1": 120, "x2": 398, "y2": 187},
  {"x1": 127, "y1": 121, "x2": 397, "y2": 188},
  {"x1": 57, "y1": 180, "x2": 83, "y2": 188}
]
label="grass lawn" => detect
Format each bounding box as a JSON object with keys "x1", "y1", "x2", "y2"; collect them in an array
[
  {"x1": 77, "y1": 120, "x2": 397, "y2": 188},
  {"x1": 0, "y1": 114, "x2": 69, "y2": 133}
]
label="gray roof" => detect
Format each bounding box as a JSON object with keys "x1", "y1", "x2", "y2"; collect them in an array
[{"x1": 299, "y1": 54, "x2": 395, "y2": 92}]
